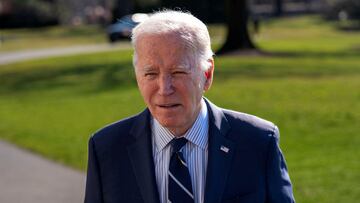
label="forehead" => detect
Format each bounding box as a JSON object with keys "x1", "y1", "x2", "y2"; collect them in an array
[
  {"x1": 136, "y1": 32, "x2": 185, "y2": 49},
  {"x1": 135, "y1": 33, "x2": 193, "y2": 67}
]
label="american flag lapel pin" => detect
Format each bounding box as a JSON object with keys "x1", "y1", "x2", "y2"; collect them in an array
[{"x1": 220, "y1": 145, "x2": 229, "y2": 153}]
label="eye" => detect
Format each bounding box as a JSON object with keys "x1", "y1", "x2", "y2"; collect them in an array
[
  {"x1": 144, "y1": 72, "x2": 158, "y2": 79},
  {"x1": 144, "y1": 72, "x2": 157, "y2": 77},
  {"x1": 172, "y1": 71, "x2": 187, "y2": 75}
]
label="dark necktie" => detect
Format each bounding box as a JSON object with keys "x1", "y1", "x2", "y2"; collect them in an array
[{"x1": 168, "y1": 137, "x2": 194, "y2": 203}]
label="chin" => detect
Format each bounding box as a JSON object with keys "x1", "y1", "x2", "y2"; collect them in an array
[
  {"x1": 158, "y1": 116, "x2": 182, "y2": 126},
  {"x1": 157, "y1": 117, "x2": 179, "y2": 127}
]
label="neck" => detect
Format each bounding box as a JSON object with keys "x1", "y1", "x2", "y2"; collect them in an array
[{"x1": 169, "y1": 129, "x2": 188, "y2": 137}]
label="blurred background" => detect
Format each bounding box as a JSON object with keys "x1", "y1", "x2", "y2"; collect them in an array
[{"x1": 0, "y1": 0, "x2": 359, "y2": 202}]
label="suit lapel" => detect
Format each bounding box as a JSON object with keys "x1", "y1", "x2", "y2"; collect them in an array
[
  {"x1": 127, "y1": 109, "x2": 160, "y2": 203},
  {"x1": 204, "y1": 99, "x2": 236, "y2": 203}
]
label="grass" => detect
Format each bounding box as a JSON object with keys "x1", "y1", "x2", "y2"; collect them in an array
[
  {"x1": 0, "y1": 25, "x2": 108, "y2": 52},
  {"x1": 0, "y1": 15, "x2": 359, "y2": 202}
]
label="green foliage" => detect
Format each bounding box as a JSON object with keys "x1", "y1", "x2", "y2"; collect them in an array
[{"x1": 0, "y1": 16, "x2": 359, "y2": 202}]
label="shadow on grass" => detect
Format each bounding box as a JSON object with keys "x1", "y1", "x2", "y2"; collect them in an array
[
  {"x1": 215, "y1": 65, "x2": 359, "y2": 81},
  {"x1": 214, "y1": 63, "x2": 360, "y2": 80},
  {"x1": 97, "y1": 62, "x2": 137, "y2": 91},
  {"x1": 266, "y1": 49, "x2": 360, "y2": 58},
  {"x1": 213, "y1": 47, "x2": 360, "y2": 79},
  {"x1": 0, "y1": 61, "x2": 136, "y2": 95},
  {"x1": 216, "y1": 48, "x2": 360, "y2": 59}
]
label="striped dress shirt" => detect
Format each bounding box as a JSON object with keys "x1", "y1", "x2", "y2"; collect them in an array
[{"x1": 151, "y1": 99, "x2": 209, "y2": 203}]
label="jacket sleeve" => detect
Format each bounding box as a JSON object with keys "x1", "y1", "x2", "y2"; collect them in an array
[
  {"x1": 266, "y1": 126, "x2": 295, "y2": 203},
  {"x1": 84, "y1": 136, "x2": 104, "y2": 203}
]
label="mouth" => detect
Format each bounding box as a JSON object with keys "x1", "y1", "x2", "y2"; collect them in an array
[{"x1": 157, "y1": 103, "x2": 181, "y2": 109}]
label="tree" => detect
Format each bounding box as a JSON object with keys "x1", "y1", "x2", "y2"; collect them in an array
[
  {"x1": 0, "y1": 0, "x2": 58, "y2": 28},
  {"x1": 112, "y1": 0, "x2": 134, "y2": 23},
  {"x1": 216, "y1": 0, "x2": 256, "y2": 55},
  {"x1": 162, "y1": 0, "x2": 209, "y2": 20},
  {"x1": 274, "y1": 0, "x2": 283, "y2": 16}
]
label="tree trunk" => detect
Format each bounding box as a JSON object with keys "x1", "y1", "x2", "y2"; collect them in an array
[
  {"x1": 112, "y1": 0, "x2": 134, "y2": 23},
  {"x1": 216, "y1": 0, "x2": 256, "y2": 55},
  {"x1": 274, "y1": 0, "x2": 283, "y2": 16}
]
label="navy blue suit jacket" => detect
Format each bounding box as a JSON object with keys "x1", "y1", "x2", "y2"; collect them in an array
[{"x1": 84, "y1": 99, "x2": 295, "y2": 203}]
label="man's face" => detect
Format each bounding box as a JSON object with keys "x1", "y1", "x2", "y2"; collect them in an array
[{"x1": 134, "y1": 33, "x2": 213, "y2": 136}]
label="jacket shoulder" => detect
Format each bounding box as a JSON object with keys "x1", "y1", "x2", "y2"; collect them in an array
[{"x1": 222, "y1": 108, "x2": 279, "y2": 140}]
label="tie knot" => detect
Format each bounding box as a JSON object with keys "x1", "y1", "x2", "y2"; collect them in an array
[{"x1": 171, "y1": 137, "x2": 188, "y2": 152}]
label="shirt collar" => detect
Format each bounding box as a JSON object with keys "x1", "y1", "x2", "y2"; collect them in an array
[{"x1": 152, "y1": 99, "x2": 209, "y2": 153}]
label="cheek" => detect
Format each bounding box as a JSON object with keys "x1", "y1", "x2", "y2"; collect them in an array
[
  {"x1": 178, "y1": 75, "x2": 203, "y2": 95},
  {"x1": 179, "y1": 83, "x2": 202, "y2": 104}
]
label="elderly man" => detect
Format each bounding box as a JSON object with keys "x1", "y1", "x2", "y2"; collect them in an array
[{"x1": 85, "y1": 10, "x2": 295, "y2": 203}]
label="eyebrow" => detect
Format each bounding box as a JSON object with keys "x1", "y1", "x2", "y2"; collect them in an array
[
  {"x1": 141, "y1": 65, "x2": 157, "y2": 72},
  {"x1": 171, "y1": 62, "x2": 193, "y2": 72},
  {"x1": 175, "y1": 64, "x2": 191, "y2": 70},
  {"x1": 139, "y1": 63, "x2": 191, "y2": 72}
]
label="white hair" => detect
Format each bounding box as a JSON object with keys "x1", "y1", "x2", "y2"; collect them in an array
[{"x1": 131, "y1": 10, "x2": 213, "y2": 71}]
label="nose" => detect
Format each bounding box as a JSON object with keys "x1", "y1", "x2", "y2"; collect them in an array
[{"x1": 158, "y1": 74, "x2": 174, "y2": 96}]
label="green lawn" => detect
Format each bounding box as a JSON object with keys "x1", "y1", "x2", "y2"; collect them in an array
[
  {"x1": 0, "y1": 25, "x2": 107, "y2": 52},
  {"x1": 0, "y1": 16, "x2": 359, "y2": 202}
]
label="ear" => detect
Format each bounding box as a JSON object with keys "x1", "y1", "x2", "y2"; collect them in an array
[{"x1": 203, "y1": 58, "x2": 214, "y2": 92}]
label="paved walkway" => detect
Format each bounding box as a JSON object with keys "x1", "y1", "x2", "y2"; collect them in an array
[
  {"x1": 0, "y1": 42, "x2": 132, "y2": 65},
  {"x1": 0, "y1": 140, "x2": 86, "y2": 203}
]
